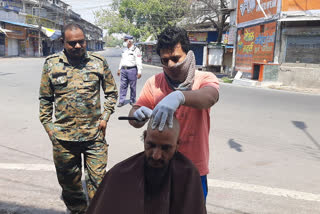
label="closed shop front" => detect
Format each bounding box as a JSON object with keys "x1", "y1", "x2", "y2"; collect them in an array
[
  {"x1": 27, "y1": 29, "x2": 40, "y2": 56},
  {"x1": 137, "y1": 42, "x2": 160, "y2": 66},
  {"x1": 0, "y1": 34, "x2": 5, "y2": 56},
  {"x1": 188, "y1": 32, "x2": 208, "y2": 66},
  {"x1": 19, "y1": 40, "x2": 26, "y2": 56},
  {"x1": 190, "y1": 44, "x2": 205, "y2": 65},
  {"x1": 285, "y1": 35, "x2": 320, "y2": 64},
  {"x1": 27, "y1": 38, "x2": 35, "y2": 56},
  {"x1": 7, "y1": 38, "x2": 18, "y2": 56},
  {"x1": 4, "y1": 23, "x2": 27, "y2": 56}
]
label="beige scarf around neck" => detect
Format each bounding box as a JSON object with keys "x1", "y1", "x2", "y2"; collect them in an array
[{"x1": 163, "y1": 50, "x2": 196, "y2": 91}]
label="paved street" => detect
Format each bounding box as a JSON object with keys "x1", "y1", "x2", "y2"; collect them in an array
[{"x1": 0, "y1": 48, "x2": 319, "y2": 213}]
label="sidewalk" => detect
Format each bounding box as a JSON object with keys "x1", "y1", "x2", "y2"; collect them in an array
[{"x1": 230, "y1": 77, "x2": 320, "y2": 95}]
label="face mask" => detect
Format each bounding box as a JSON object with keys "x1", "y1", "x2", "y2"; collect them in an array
[
  {"x1": 123, "y1": 41, "x2": 128, "y2": 47},
  {"x1": 163, "y1": 57, "x2": 186, "y2": 75},
  {"x1": 162, "y1": 50, "x2": 196, "y2": 91}
]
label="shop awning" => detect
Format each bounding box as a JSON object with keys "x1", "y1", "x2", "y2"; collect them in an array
[
  {"x1": 0, "y1": 20, "x2": 37, "y2": 29},
  {"x1": 0, "y1": 27, "x2": 13, "y2": 35},
  {"x1": 41, "y1": 27, "x2": 61, "y2": 40}
]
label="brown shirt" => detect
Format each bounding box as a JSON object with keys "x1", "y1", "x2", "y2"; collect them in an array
[{"x1": 86, "y1": 152, "x2": 206, "y2": 214}]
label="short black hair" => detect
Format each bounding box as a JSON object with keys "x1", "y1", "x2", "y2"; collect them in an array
[
  {"x1": 156, "y1": 26, "x2": 190, "y2": 56},
  {"x1": 61, "y1": 23, "x2": 85, "y2": 41}
]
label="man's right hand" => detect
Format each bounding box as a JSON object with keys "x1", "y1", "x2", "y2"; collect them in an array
[
  {"x1": 151, "y1": 91, "x2": 185, "y2": 131},
  {"x1": 133, "y1": 106, "x2": 153, "y2": 122},
  {"x1": 48, "y1": 130, "x2": 55, "y2": 142},
  {"x1": 117, "y1": 69, "x2": 121, "y2": 76},
  {"x1": 48, "y1": 130, "x2": 54, "y2": 138}
]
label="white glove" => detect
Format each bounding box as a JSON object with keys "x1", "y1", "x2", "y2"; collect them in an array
[
  {"x1": 133, "y1": 106, "x2": 153, "y2": 122},
  {"x1": 152, "y1": 91, "x2": 185, "y2": 131}
]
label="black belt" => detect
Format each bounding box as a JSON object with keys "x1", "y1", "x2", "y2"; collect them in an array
[{"x1": 122, "y1": 66, "x2": 137, "y2": 70}]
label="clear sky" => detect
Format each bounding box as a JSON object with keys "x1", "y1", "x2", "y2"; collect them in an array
[{"x1": 63, "y1": 0, "x2": 113, "y2": 25}]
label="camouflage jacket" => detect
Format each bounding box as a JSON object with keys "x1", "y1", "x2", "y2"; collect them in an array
[{"x1": 39, "y1": 51, "x2": 118, "y2": 142}]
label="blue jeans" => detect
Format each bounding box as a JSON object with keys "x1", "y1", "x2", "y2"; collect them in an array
[{"x1": 201, "y1": 175, "x2": 208, "y2": 200}]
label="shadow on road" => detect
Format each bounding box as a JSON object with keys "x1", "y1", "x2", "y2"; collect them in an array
[
  {"x1": 0, "y1": 201, "x2": 64, "y2": 214},
  {"x1": 0, "y1": 72, "x2": 15, "y2": 76},
  {"x1": 292, "y1": 121, "x2": 320, "y2": 150},
  {"x1": 0, "y1": 144, "x2": 52, "y2": 162},
  {"x1": 228, "y1": 139, "x2": 243, "y2": 152}
]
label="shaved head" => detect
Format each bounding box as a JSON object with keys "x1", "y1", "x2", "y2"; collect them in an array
[
  {"x1": 143, "y1": 117, "x2": 180, "y2": 168},
  {"x1": 147, "y1": 116, "x2": 180, "y2": 140}
]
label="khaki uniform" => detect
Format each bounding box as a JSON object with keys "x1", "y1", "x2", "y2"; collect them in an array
[{"x1": 39, "y1": 51, "x2": 118, "y2": 213}]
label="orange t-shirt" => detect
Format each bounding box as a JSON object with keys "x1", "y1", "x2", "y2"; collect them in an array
[{"x1": 136, "y1": 71, "x2": 219, "y2": 175}]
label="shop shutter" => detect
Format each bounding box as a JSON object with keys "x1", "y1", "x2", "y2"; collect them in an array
[
  {"x1": 285, "y1": 36, "x2": 320, "y2": 64},
  {"x1": 8, "y1": 38, "x2": 19, "y2": 56}
]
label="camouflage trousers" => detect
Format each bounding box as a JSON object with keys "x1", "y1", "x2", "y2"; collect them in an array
[{"x1": 52, "y1": 132, "x2": 108, "y2": 214}]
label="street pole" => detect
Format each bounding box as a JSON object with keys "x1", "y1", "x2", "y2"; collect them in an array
[
  {"x1": 37, "y1": 0, "x2": 43, "y2": 57},
  {"x1": 38, "y1": 24, "x2": 41, "y2": 57},
  {"x1": 63, "y1": 5, "x2": 66, "y2": 26}
]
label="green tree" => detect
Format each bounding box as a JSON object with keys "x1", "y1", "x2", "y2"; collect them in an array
[
  {"x1": 94, "y1": 0, "x2": 190, "y2": 41},
  {"x1": 186, "y1": 0, "x2": 231, "y2": 43},
  {"x1": 103, "y1": 35, "x2": 122, "y2": 47}
]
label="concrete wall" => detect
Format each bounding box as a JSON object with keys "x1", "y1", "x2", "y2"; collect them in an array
[{"x1": 279, "y1": 63, "x2": 320, "y2": 88}]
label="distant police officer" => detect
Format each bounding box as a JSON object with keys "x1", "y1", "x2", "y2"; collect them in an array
[
  {"x1": 117, "y1": 35, "x2": 142, "y2": 107},
  {"x1": 39, "y1": 23, "x2": 118, "y2": 214}
]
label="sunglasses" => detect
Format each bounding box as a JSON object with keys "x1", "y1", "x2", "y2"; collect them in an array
[
  {"x1": 160, "y1": 56, "x2": 181, "y2": 65},
  {"x1": 67, "y1": 40, "x2": 85, "y2": 47}
]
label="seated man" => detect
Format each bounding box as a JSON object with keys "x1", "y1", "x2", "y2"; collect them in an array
[{"x1": 86, "y1": 117, "x2": 206, "y2": 214}]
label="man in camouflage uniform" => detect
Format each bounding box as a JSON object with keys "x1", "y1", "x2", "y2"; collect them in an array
[{"x1": 39, "y1": 23, "x2": 118, "y2": 214}]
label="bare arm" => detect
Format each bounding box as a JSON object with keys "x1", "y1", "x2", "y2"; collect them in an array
[
  {"x1": 128, "y1": 86, "x2": 219, "y2": 129},
  {"x1": 182, "y1": 86, "x2": 219, "y2": 109}
]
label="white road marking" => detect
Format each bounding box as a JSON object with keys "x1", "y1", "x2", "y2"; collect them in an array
[
  {"x1": 1, "y1": 163, "x2": 319, "y2": 202},
  {"x1": 0, "y1": 163, "x2": 55, "y2": 171},
  {"x1": 0, "y1": 163, "x2": 110, "y2": 172},
  {"x1": 208, "y1": 178, "x2": 320, "y2": 202}
]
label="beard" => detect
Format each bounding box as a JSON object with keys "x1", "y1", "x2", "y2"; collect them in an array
[
  {"x1": 65, "y1": 48, "x2": 85, "y2": 61},
  {"x1": 144, "y1": 158, "x2": 170, "y2": 195}
]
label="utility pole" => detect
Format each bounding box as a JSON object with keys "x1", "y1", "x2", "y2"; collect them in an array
[
  {"x1": 63, "y1": 5, "x2": 66, "y2": 26},
  {"x1": 33, "y1": 0, "x2": 43, "y2": 57},
  {"x1": 38, "y1": 24, "x2": 41, "y2": 56},
  {"x1": 38, "y1": 0, "x2": 43, "y2": 57}
]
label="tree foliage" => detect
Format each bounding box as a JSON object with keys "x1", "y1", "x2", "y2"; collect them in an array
[
  {"x1": 94, "y1": 0, "x2": 190, "y2": 41},
  {"x1": 103, "y1": 35, "x2": 123, "y2": 47},
  {"x1": 186, "y1": 0, "x2": 231, "y2": 43}
]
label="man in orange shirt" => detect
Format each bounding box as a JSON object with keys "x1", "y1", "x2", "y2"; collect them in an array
[{"x1": 128, "y1": 26, "x2": 219, "y2": 199}]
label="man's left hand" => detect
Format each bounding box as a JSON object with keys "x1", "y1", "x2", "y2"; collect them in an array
[
  {"x1": 137, "y1": 73, "x2": 141, "y2": 79},
  {"x1": 152, "y1": 91, "x2": 185, "y2": 131},
  {"x1": 99, "y1": 120, "x2": 107, "y2": 136}
]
